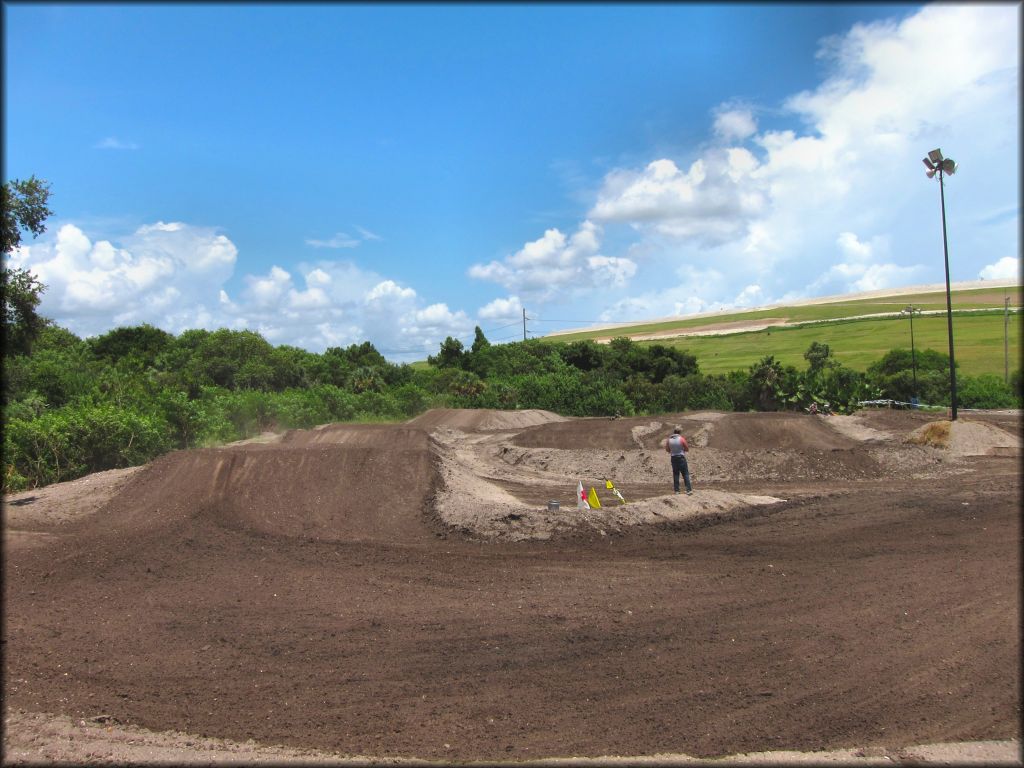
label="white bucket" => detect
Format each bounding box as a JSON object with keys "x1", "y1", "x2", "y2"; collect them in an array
[{"x1": 547, "y1": 500, "x2": 560, "y2": 512}]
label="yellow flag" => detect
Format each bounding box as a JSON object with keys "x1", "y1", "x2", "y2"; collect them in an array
[
  {"x1": 605, "y1": 479, "x2": 614, "y2": 490},
  {"x1": 588, "y1": 486, "x2": 602, "y2": 508}
]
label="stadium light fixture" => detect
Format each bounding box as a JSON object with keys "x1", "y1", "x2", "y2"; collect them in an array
[{"x1": 922, "y1": 147, "x2": 959, "y2": 420}]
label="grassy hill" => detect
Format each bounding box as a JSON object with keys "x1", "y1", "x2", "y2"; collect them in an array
[{"x1": 542, "y1": 283, "x2": 1021, "y2": 378}]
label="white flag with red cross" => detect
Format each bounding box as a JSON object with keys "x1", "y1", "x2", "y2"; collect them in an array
[{"x1": 576, "y1": 480, "x2": 590, "y2": 510}]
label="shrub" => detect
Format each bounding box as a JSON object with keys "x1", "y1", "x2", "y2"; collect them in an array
[
  {"x1": 354, "y1": 391, "x2": 403, "y2": 420},
  {"x1": 204, "y1": 388, "x2": 272, "y2": 438},
  {"x1": 4, "y1": 347, "x2": 98, "y2": 407},
  {"x1": 661, "y1": 374, "x2": 733, "y2": 412},
  {"x1": 811, "y1": 365, "x2": 870, "y2": 414},
  {"x1": 268, "y1": 389, "x2": 332, "y2": 429},
  {"x1": 1010, "y1": 370, "x2": 1023, "y2": 404},
  {"x1": 391, "y1": 383, "x2": 431, "y2": 418},
  {"x1": 4, "y1": 404, "x2": 171, "y2": 488},
  {"x1": 957, "y1": 374, "x2": 1017, "y2": 409},
  {"x1": 314, "y1": 385, "x2": 360, "y2": 421}
]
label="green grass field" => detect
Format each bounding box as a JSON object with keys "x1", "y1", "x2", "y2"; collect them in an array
[
  {"x1": 541, "y1": 286, "x2": 1022, "y2": 377},
  {"x1": 668, "y1": 311, "x2": 1020, "y2": 377}
]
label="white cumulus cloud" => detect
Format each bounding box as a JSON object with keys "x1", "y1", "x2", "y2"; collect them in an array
[
  {"x1": 805, "y1": 232, "x2": 926, "y2": 294},
  {"x1": 8, "y1": 221, "x2": 235, "y2": 328},
  {"x1": 713, "y1": 107, "x2": 757, "y2": 141},
  {"x1": 10, "y1": 221, "x2": 475, "y2": 361},
  {"x1": 478, "y1": 296, "x2": 524, "y2": 321},
  {"x1": 469, "y1": 220, "x2": 637, "y2": 302},
  {"x1": 979, "y1": 257, "x2": 1020, "y2": 281},
  {"x1": 589, "y1": 153, "x2": 767, "y2": 246}
]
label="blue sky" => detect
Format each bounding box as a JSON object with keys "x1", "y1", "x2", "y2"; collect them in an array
[{"x1": 4, "y1": 3, "x2": 1020, "y2": 360}]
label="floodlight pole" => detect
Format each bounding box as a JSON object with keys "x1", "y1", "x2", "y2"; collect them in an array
[
  {"x1": 903, "y1": 305, "x2": 919, "y2": 394},
  {"x1": 937, "y1": 165, "x2": 958, "y2": 421}
]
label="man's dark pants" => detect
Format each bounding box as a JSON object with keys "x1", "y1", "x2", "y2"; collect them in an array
[{"x1": 671, "y1": 454, "x2": 692, "y2": 493}]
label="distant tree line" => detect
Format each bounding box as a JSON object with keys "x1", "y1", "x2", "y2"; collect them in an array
[{"x1": 2, "y1": 176, "x2": 1020, "y2": 490}]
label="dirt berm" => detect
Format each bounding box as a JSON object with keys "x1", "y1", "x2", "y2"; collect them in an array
[{"x1": 78, "y1": 423, "x2": 442, "y2": 547}]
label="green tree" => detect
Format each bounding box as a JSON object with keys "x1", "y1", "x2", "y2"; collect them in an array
[
  {"x1": 803, "y1": 341, "x2": 833, "y2": 375},
  {"x1": 605, "y1": 337, "x2": 645, "y2": 381},
  {"x1": 34, "y1": 324, "x2": 83, "y2": 352},
  {"x1": 749, "y1": 356, "x2": 778, "y2": 411},
  {"x1": 559, "y1": 340, "x2": 606, "y2": 372},
  {"x1": 2, "y1": 267, "x2": 47, "y2": 357},
  {"x1": 957, "y1": 374, "x2": 1017, "y2": 409},
  {"x1": 2, "y1": 176, "x2": 53, "y2": 356},
  {"x1": 316, "y1": 346, "x2": 356, "y2": 387},
  {"x1": 622, "y1": 374, "x2": 661, "y2": 413},
  {"x1": 2, "y1": 176, "x2": 53, "y2": 253},
  {"x1": 443, "y1": 369, "x2": 486, "y2": 401},
  {"x1": 815, "y1": 364, "x2": 870, "y2": 414},
  {"x1": 428, "y1": 336, "x2": 465, "y2": 369},
  {"x1": 88, "y1": 324, "x2": 175, "y2": 369},
  {"x1": 644, "y1": 343, "x2": 700, "y2": 383},
  {"x1": 269, "y1": 345, "x2": 317, "y2": 390},
  {"x1": 349, "y1": 365, "x2": 385, "y2": 393},
  {"x1": 340, "y1": 341, "x2": 388, "y2": 369},
  {"x1": 661, "y1": 373, "x2": 733, "y2": 412},
  {"x1": 183, "y1": 329, "x2": 276, "y2": 390},
  {"x1": 470, "y1": 326, "x2": 490, "y2": 354},
  {"x1": 748, "y1": 355, "x2": 788, "y2": 411},
  {"x1": 866, "y1": 347, "x2": 955, "y2": 404}
]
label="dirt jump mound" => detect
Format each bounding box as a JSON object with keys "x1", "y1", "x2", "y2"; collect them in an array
[
  {"x1": 91, "y1": 424, "x2": 441, "y2": 546},
  {"x1": 703, "y1": 411, "x2": 860, "y2": 451},
  {"x1": 406, "y1": 407, "x2": 566, "y2": 432},
  {"x1": 511, "y1": 414, "x2": 705, "y2": 450},
  {"x1": 906, "y1": 418, "x2": 1021, "y2": 456}
]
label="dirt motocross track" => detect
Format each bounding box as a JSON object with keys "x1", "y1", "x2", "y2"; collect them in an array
[{"x1": 3, "y1": 408, "x2": 1021, "y2": 764}]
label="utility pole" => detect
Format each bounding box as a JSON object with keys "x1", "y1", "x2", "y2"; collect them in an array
[
  {"x1": 1005, "y1": 294, "x2": 1010, "y2": 384},
  {"x1": 902, "y1": 305, "x2": 920, "y2": 396},
  {"x1": 523, "y1": 307, "x2": 527, "y2": 341}
]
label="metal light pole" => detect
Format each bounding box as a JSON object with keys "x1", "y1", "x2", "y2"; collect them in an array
[
  {"x1": 1004, "y1": 294, "x2": 1010, "y2": 385},
  {"x1": 922, "y1": 149, "x2": 958, "y2": 421},
  {"x1": 901, "y1": 304, "x2": 920, "y2": 396}
]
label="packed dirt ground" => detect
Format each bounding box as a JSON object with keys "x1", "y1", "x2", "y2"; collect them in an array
[{"x1": 3, "y1": 406, "x2": 1021, "y2": 764}]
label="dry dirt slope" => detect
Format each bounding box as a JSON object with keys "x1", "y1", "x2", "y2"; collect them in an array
[{"x1": 3, "y1": 407, "x2": 1021, "y2": 764}]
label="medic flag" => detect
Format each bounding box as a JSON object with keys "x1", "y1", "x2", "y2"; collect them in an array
[{"x1": 577, "y1": 480, "x2": 590, "y2": 510}]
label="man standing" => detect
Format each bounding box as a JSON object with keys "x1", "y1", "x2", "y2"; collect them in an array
[{"x1": 664, "y1": 426, "x2": 693, "y2": 495}]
